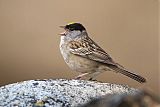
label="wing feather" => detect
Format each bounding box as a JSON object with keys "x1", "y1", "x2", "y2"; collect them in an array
[{"x1": 68, "y1": 34, "x2": 117, "y2": 66}]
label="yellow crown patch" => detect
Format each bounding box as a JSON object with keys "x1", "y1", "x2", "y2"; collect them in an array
[{"x1": 67, "y1": 22, "x2": 77, "y2": 25}]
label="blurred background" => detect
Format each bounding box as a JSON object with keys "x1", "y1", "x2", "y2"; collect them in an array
[{"x1": 0, "y1": 0, "x2": 159, "y2": 94}]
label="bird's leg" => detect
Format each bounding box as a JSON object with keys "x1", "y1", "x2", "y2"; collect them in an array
[
  {"x1": 88, "y1": 71, "x2": 103, "y2": 81},
  {"x1": 74, "y1": 72, "x2": 90, "y2": 80},
  {"x1": 75, "y1": 71, "x2": 103, "y2": 81},
  {"x1": 89, "y1": 78, "x2": 97, "y2": 81}
]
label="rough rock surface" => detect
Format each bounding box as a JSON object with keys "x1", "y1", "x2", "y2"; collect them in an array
[
  {"x1": 80, "y1": 90, "x2": 160, "y2": 107},
  {"x1": 0, "y1": 79, "x2": 137, "y2": 107}
]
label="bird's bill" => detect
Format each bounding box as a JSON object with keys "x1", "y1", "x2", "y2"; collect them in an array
[
  {"x1": 59, "y1": 25, "x2": 65, "y2": 28},
  {"x1": 59, "y1": 31, "x2": 66, "y2": 36},
  {"x1": 59, "y1": 25, "x2": 67, "y2": 36}
]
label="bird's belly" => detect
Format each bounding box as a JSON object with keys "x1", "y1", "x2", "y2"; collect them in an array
[
  {"x1": 60, "y1": 41, "x2": 96, "y2": 73},
  {"x1": 66, "y1": 55, "x2": 98, "y2": 73}
]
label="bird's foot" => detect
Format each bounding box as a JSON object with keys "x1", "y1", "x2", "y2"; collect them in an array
[
  {"x1": 89, "y1": 78, "x2": 97, "y2": 81},
  {"x1": 74, "y1": 76, "x2": 82, "y2": 80}
]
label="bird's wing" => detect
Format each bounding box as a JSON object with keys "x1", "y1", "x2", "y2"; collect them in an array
[
  {"x1": 68, "y1": 34, "x2": 146, "y2": 83},
  {"x1": 68, "y1": 35, "x2": 118, "y2": 66}
]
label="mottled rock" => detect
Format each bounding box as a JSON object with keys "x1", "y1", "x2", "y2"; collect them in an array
[
  {"x1": 80, "y1": 90, "x2": 160, "y2": 107},
  {"x1": 0, "y1": 79, "x2": 137, "y2": 107}
]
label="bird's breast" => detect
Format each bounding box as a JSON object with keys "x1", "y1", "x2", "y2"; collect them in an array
[{"x1": 60, "y1": 37, "x2": 70, "y2": 62}]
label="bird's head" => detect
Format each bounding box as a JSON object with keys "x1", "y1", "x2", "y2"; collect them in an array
[{"x1": 59, "y1": 22, "x2": 86, "y2": 38}]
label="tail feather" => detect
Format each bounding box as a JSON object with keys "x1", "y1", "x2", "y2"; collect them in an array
[{"x1": 109, "y1": 65, "x2": 146, "y2": 83}]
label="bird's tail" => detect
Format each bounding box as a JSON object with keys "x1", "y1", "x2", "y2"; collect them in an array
[{"x1": 110, "y1": 65, "x2": 146, "y2": 83}]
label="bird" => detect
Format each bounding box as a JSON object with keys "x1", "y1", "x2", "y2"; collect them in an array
[{"x1": 59, "y1": 22, "x2": 146, "y2": 83}]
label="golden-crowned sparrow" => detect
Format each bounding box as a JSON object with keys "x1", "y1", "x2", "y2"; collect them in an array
[{"x1": 59, "y1": 22, "x2": 146, "y2": 83}]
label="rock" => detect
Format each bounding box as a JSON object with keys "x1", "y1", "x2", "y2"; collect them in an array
[
  {"x1": 80, "y1": 90, "x2": 160, "y2": 107},
  {"x1": 0, "y1": 79, "x2": 137, "y2": 107}
]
